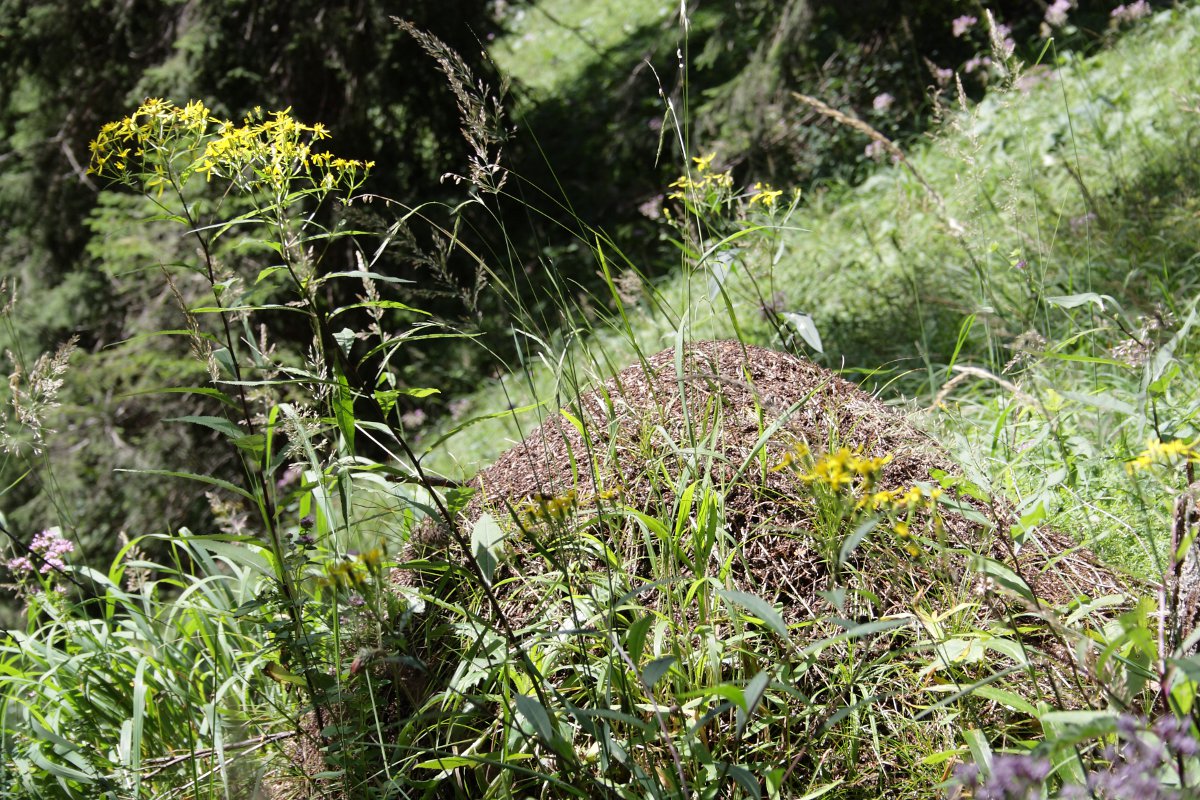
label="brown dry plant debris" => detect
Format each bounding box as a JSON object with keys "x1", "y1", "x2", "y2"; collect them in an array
[
  {"x1": 452, "y1": 340, "x2": 1119, "y2": 624},
  {"x1": 269, "y1": 341, "x2": 1126, "y2": 797}
]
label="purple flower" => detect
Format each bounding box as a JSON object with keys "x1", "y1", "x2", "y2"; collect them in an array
[
  {"x1": 1153, "y1": 715, "x2": 1200, "y2": 759},
  {"x1": 992, "y1": 22, "x2": 1016, "y2": 57},
  {"x1": 1112, "y1": 1, "x2": 1151, "y2": 23},
  {"x1": 6, "y1": 555, "x2": 33, "y2": 575},
  {"x1": 964, "y1": 55, "x2": 993, "y2": 73},
  {"x1": 954, "y1": 754, "x2": 1051, "y2": 799},
  {"x1": 933, "y1": 66, "x2": 954, "y2": 86},
  {"x1": 872, "y1": 92, "x2": 895, "y2": 113},
  {"x1": 1045, "y1": 0, "x2": 1073, "y2": 27},
  {"x1": 952, "y1": 15, "x2": 978, "y2": 37}
]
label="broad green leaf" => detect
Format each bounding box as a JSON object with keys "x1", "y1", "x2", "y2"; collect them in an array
[
  {"x1": 970, "y1": 686, "x2": 1038, "y2": 716},
  {"x1": 718, "y1": 589, "x2": 789, "y2": 639},
  {"x1": 330, "y1": 300, "x2": 429, "y2": 318},
  {"x1": 624, "y1": 615, "x2": 654, "y2": 666},
  {"x1": 333, "y1": 328, "x2": 356, "y2": 357},
  {"x1": 165, "y1": 415, "x2": 244, "y2": 440},
  {"x1": 725, "y1": 764, "x2": 762, "y2": 800},
  {"x1": 513, "y1": 694, "x2": 558, "y2": 746},
  {"x1": 128, "y1": 657, "x2": 147, "y2": 794},
  {"x1": 1046, "y1": 292, "x2": 1120, "y2": 312},
  {"x1": 642, "y1": 655, "x2": 677, "y2": 688},
  {"x1": 333, "y1": 371, "x2": 356, "y2": 452},
  {"x1": 124, "y1": 386, "x2": 238, "y2": 408},
  {"x1": 782, "y1": 310, "x2": 823, "y2": 353},
  {"x1": 262, "y1": 661, "x2": 306, "y2": 687},
  {"x1": 968, "y1": 555, "x2": 1035, "y2": 603},
  {"x1": 116, "y1": 469, "x2": 256, "y2": 503},
  {"x1": 471, "y1": 513, "x2": 504, "y2": 585},
  {"x1": 963, "y1": 728, "x2": 994, "y2": 777},
  {"x1": 736, "y1": 670, "x2": 771, "y2": 737},
  {"x1": 256, "y1": 265, "x2": 288, "y2": 284},
  {"x1": 191, "y1": 539, "x2": 274, "y2": 579}
]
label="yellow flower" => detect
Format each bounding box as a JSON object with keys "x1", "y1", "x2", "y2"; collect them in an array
[
  {"x1": 692, "y1": 152, "x2": 716, "y2": 172},
  {"x1": 359, "y1": 547, "x2": 384, "y2": 571},
  {"x1": 1126, "y1": 438, "x2": 1199, "y2": 473},
  {"x1": 750, "y1": 182, "x2": 783, "y2": 207}
]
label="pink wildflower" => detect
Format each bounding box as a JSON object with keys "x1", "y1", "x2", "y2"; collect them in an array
[
  {"x1": 952, "y1": 15, "x2": 977, "y2": 37},
  {"x1": 1045, "y1": 0, "x2": 1073, "y2": 27},
  {"x1": 1112, "y1": 1, "x2": 1151, "y2": 23}
]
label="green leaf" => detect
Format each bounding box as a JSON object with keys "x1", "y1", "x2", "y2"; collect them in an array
[
  {"x1": 262, "y1": 661, "x2": 306, "y2": 687},
  {"x1": 513, "y1": 694, "x2": 558, "y2": 746},
  {"x1": 624, "y1": 615, "x2": 654, "y2": 666},
  {"x1": 782, "y1": 310, "x2": 823, "y2": 353},
  {"x1": 796, "y1": 780, "x2": 845, "y2": 799},
  {"x1": 1046, "y1": 292, "x2": 1120, "y2": 312},
  {"x1": 191, "y1": 538, "x2": 274, "y2": 579},
  {"x1": 116, "y1": 469, "x2": 256, "y2": 503},
  {"x1": 420, "y1": 400, "x2": 548, "y2": 456},
  {"x1": 330, "y1": 300, "x2": 430, "y2": 318},
  {"x1": 123, "y1": 385, "x2": 238, "y2": 408},
  {"x1": 839, "y1": 516, "x2": 878, "y2": 566},
  {"x1": 736, "y1": 670, "x2": 771, "y2": 737},
  {"x1": 725, "y1": 764, "x2": 762, "y2": 800},
  {"x1": 320, "y1": 269, "x2": 414, "y2": 285},
  {"x1": 375, "y1": 387, "x2": 441, "y2": 415},
  {"x1": 128, "y1": 658, "x2": 147, "y2": 793},
  {"x1": 970, "y1": 686, "x2": 1038, "y2": 716},
  {"x1": 165, "y1": 415, "x2": 244, "y2": 440},
  {"x1": 333, "y1": 371, "x2": 356, "y2": 451},
  {"x1": 968, "y1": 555, "x2": 1035, "y2": 603},
  {"x1": 718, "y1": 589, "x2": 789, "y2": 639},
  {"x1": 413, "y1": 756, "x2": 482, "y2": 770},
  {"x1": 963, "y1": 729, "x2": 993, "y2": 777},
  {"x1": 232, "y1": 433, "x2": 266, "y2": 457},
  {"x1": 333, "y1": 328, "x2": 356, "y2": 357},
  {"x1": 642, "y1": 655, "x2": 676, "y2": 688},
  {"x1": 256, "y1": 265, "x2": 288, "y2": 284},
  {"x1": 920, "y1": 748, "x2": 968, "y2": 766},
  {"x1": 471, "y1": 513, "x2": 504, "y2": 585},
  {"x1": 801, "y1": 618, "x2": 908, "y2": 658}
]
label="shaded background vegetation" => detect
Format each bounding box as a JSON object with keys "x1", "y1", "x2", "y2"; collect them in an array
[{"x1": 0, "y1": 0, "x2": 1152, "y2": 578}]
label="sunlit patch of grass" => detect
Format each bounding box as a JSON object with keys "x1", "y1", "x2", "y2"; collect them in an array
[{"x1": 490, "y1": 0, "x2": 673, "y2": 97}]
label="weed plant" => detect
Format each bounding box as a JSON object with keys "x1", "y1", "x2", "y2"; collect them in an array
[{"x1": 3, "y1": 6, "x2": 1200, "y2": 800}]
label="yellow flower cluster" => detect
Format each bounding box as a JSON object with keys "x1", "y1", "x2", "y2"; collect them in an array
[
  {"x1": 667, "y1": 152, "x2": 735, "y2": 201},
  {"x1": 869, "y1": 485, "x2": 944, "y2": 557},
  {"x1": 796, "y1": 446, "x2": 892, "y2": 494},
  {"x1": 88, "y1": 98, "x2": 372, "y2": 197},
  {"x1": 1126, "y1": 438, "x2": 1200, "y2": 473},
  {"x1": 774, "y1": 443, "x2": 944, "y2": 558},
  {"x1": 318, "y1": 547, "x2": 385, "y2": 591},
  {"x1": 749, "y1": 181, "x2": 783, "y2": 208},
  {"x1": 516, "y1": 486, "x2": 623, "y2": 528},
  {"x1": 519, "y1": 489, "x2": 579, "y2": 526}
]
